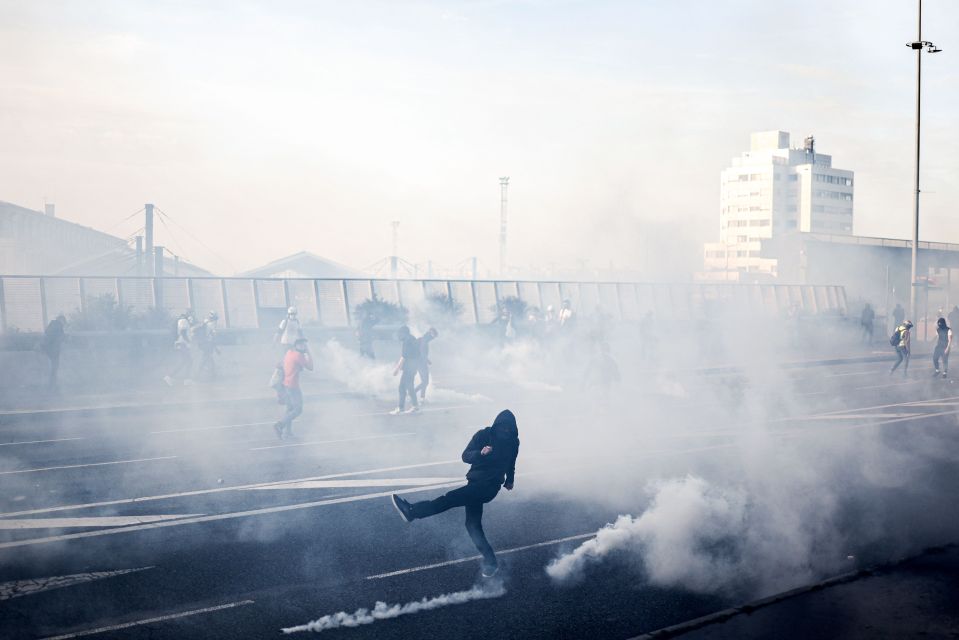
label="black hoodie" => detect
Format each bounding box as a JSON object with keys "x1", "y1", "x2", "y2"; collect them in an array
[{"x1": 463, "y1": 410, "x2": 520, "y2": 485}]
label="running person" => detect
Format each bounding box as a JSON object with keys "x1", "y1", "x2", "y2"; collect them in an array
[
  {"x1": 164, "y1": 311, "x2": 195, "y2": 386},
  {"x1": 391, "y1": 409, "x2": 519, "y2": 577},
  {"x1": 274, "y1": 337, "x2": 313, "y2": 439},
  {"x1": 933, "y1": 317, "x2": 953, "y2": 379},
  {"x1": 274, "y1": 307, "x2": 303, "y2": 354},
  {"x1": 390, "y1": 326, "x2": 420, "y2": 414},
  {"x1": 890, "y1": 320, "x2": 913, "y2": 377},
  {"x1": 414, "y1": 327, "x2": 439, "y2": 401}
]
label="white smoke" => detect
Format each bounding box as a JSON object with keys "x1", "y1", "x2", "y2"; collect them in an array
[
  {"x1": 281, "y1": 579, "x2": 505, "y2": 634},
  {"x1": 547, "y1": 477, "x2": 748, "y2": 591},
  {"x1": 322, "y1": 339, "x2": 489, "y2": 404}
]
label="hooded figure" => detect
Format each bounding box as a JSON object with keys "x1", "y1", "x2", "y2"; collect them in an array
[{"x1": 391, "y1": 410, "x2": 520, "y2": 577}]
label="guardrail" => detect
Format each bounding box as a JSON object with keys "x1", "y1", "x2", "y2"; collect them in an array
[{"x1": 0, "y1": 276, "x2": 848, "y2": 333}]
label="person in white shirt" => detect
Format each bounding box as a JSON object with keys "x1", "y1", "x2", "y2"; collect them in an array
[
  {"x1": 274, "y1": 307, "x2": 303, "y2": 353},
  {"x1": 164, "y1": 311, "x2": 195, "y2": 386}
]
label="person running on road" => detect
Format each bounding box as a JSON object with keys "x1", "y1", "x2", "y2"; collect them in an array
[
  {"x1": 414, "y1": 327, "x2": 439, "y2": 402},
  {"x1": 196, "y1": 311, "x2": 220, "y2": 381},
  {"x1": 274, "y1": 307, "x2": 303, "y2": 354},
  {"x1": 274, "y1": 337, "x2": 313, "y2": 439},
  {"x1": 890, "y1": 320, "x2": 913, "y2": 377},
  {"x1": 391, "y1": 409, "x2": 519, "y2": 577},
  {"x1": 41, "y1": 314, "x2": 67, "y2": 390},
  {"x1": 391, "y1": 326, "x2": 420, "y2": 415},
  {"x1": 164, "y1": 311, "x2": 195, "y2": 386},
  {"x1": 860, "y1": 303, "x2": 875, "y2": 344},
  {"x1": 933, "y1": 317, "x2": 953, "y2": 379}
]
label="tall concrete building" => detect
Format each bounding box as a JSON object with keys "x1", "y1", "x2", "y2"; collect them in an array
[{"x1": 703, "y1": 131, "x2": 854, "y2": 280}]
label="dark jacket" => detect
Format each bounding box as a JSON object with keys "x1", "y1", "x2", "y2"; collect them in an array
[{"x1": 463, "y1": 410, "x2": 519, "y2": 486}]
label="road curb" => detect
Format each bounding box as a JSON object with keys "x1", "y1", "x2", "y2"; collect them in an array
[{"x1": 628, "y1": 543, "x2": 957, "y2": 639}]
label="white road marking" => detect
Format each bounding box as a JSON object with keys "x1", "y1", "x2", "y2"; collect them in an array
[
  {"x1": 150, "y1": 421, "x2": 271, "y2": 435},
  {"x1": 366, "y1": 532, "x2": 597, "y2": 579},
  {"x1": 853, "y1": 380, "x2": 924, "y2": 391},
  {"x1": 249, "y1": 432, "x2": 416, "y2": 451},
  {"x1": 247, "y1": 477, "x2": 461, "y2": 490},
  {"x1": 798, "y1": 412, "x2": 923, "y2": 420},
  {"x1": 0, "y1": 456, "x2": 177, "y2": 476},
  {"x1": 0, "y1": 567, "x2": 153, "y2": 601},
  {"x1": 0, "y1": 459, "x2": 461, "y2": 518},
  {"x1": 0, "y1": 437, "x2": 85, "y2": 447},
  {"x1": 40, "y1": 599, "x2": 256, "y2": 640},
  {"x1": 0, "y1": 515, "x2": 202, "y2": 529},
  {"x1": 0, "y1": 482, "x2": 467, "y2": 550}
]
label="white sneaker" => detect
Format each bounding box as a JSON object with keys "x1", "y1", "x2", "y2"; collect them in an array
[
  {"x1": 404, "y1": 406, "x2": 420, "y2": 414},
  {"x1": 389, "y1": 408, "x2": 402, "y2": 415},
  {"x1": 163, "y1": 375, "x2": 174, "y2": 387}
]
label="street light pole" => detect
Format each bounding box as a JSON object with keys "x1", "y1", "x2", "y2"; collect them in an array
[{"x1": 908, "y1": 0, "x2": 941, "y2": 325}]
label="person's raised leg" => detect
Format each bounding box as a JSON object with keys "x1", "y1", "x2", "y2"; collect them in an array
[
  {"x1": 408, "y1": 484, "x2": 473, "y2": 520},
  {"x1": 465, "y1": 502, "x2": 497, "y2": 574}
]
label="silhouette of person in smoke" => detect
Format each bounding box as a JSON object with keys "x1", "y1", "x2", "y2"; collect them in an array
[{"x1": 391, "y1": 410, "x2": 519, "y2": 577}]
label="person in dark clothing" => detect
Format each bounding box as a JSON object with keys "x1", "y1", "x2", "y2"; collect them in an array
[
  {"x1": 414, "y1": 327, "x2": 439, "y2": 401},
  {"x1": 391, "y1": 409, "x2": 519, "y2": 577},
  {"x1": 933, "y1": 317, "x2": 953, "y2": 378},
  {"x1": 390, "y1": 326, "x2": 420, "y2": 414},
  {"x1": 356, "y1": 313, "x2": 378, "y2": 359},
  {"x1": 860, "y1": 303, "x2": 875, "y2": 343},
  {"x1": 41, "y1": 314, "x2": 66, "y2": 390}
]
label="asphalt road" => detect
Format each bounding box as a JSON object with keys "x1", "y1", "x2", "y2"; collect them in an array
[{"x1": 2, "y1": 350, "x2": 959, "y2": 640}]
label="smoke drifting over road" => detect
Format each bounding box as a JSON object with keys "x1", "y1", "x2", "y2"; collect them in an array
[{"x1": 281, "y1": 578, "x2": 506, "y2": 634}]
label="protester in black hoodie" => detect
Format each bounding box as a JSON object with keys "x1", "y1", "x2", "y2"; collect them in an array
[{"x1": 391, "y1": 409, "x2": 520, "y2": 577}]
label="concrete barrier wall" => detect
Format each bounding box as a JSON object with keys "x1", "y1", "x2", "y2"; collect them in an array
[{"x1": 0, "y1": 276, "x2": 849, "y2": 333}]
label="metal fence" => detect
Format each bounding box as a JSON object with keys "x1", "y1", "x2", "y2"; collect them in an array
[{"x1": 0, "y1": 276, "x2": 848, "y2": 333}]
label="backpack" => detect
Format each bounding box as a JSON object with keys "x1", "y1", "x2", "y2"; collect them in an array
[{"x1": 889, "y1": 327, "x2": 902, "y2": 347}]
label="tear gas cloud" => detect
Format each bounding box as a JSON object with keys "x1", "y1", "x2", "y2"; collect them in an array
[{"x1": 282, "y1": 578, "x2": 506, "y2": 634}]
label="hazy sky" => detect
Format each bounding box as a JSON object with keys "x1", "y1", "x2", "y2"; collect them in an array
[{"x1": 1, "y1": 0, "x2": 957, "y2": 275}]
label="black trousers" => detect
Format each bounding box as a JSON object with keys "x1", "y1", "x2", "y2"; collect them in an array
[
  {"x1": 409, "y1": 480, "x2": 501, "y2": 565},
  {"x1": 398, "y1": 367, "x2": 418, "y2": 410}
]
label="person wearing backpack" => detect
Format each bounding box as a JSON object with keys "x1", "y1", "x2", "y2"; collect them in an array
[
  {"x1": 890, "y1": 320, "x2": 913, "y2": 377},
  {"x1": 273, "y1": 337, "x2": 312, "y2": 439},
  {"x1": 933, "y1": 317, "x2": 953, "y2": 379}
]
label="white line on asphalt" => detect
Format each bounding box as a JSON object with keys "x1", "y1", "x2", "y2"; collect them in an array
[
  {"x1": 0, "y1": 456, "x2": 177, "y2": 476},
  {"x1": 853, "y1": 380, "x2": 923, "y2": 391},
  {"x1": 40, "y1": 599, "x2": 256, "y2": 640},
  {"x1": 0, "y1": 437, "x2": 85, "y2": 447},
  {"x1": 0, "y1": 482, "x2": 466, "y2": 550},
  {"x1": 0, "y1": 459, "x2": 461, "y2": 518},
  {"x1": 824, "y1": 370, "x2": 878, "y2": 378},
  {"x1": 249, "y1": 432, "x2": 416, "y2": 451},
  {"x1": 150, "y1": 421, "x2": 271, "y2": 435},
  {"x1": 365, "y1": 532, "x2": 597, "y2": 579},
  {"x1": 247, "y1": 477, "x2": 461, "y2": 490},
  {"x1": 0, "y1": 567, "x2": 153, "y2": 601},
  {"x1": 0, "y1": 515, "x2": 202, "y2": 529}
]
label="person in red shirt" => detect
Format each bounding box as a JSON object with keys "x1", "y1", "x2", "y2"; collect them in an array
[{"x1": 274, "y1": 337, "x2": 313, "y2": 439}]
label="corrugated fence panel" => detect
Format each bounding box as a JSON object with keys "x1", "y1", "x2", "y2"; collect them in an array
[
  {"x1": 398, "y1": 280, "x2": 425, "y2": 309},
  {"x1": 225, "y1": 280, "x2": 258, "y2": 328},
  {"x1": 317, "y1": 280, "x2": 348, "y2": 327},
  {"x1": 255, "y1": 280, "x2": 286, "y2": 308},
  {"x1": 448, "y1": 281, "x2": 476, "y2": 323},
  {"x1": 618, "y1": 283, "x2": 639, "y2": 320},
  {"x1": 160, "y1": 278, "x2": 191, "y2": 315},
  {"x1": 345, "y1": 280, "x2": 372, "y2": 315},
  {"x1": 579, "y1": 283, "x2": 600, "y2": 316},
  {"x1": 119, "y1": 278, "x2": 154, "y2": 312},
  {"x1": 539, "y1": 282, "x2": 561, "y2": 312},
  {"x1": 599, "y1": 283, "x2": 620, "y2": 320},
  {"x1": 287, "y1": 279, "x2": 318, "y2": 323},
  {"x1": 652, "y1": 284, "x2": 672, "y2": 318},
  {"x1": 44, "y1": 278, "x2": 82, "y2": 319},
  {"x1": 517, "y1": 282, "x2": 541, "y2": 309},
  {"x1": 371, "y1": 280, "x2": 400, "y2": 306},
  {"x1": 2, "y1": 278, "x2": 43, "y2": 331},
  {"x1": 191, "y1": 279, "x2": 226, "y2": 320},
  {"x1": 423, "y1": 280, "x2": 448, "y2": 298},
  {"x1": 495, "y1": 281, "x2": 519, "y2": 302},
  {"x1": 474, "y1": 281, "x2": 497, "y2": 323},
  {"x1": 82, "y1": 278, "x2": 118, "y2": 302}
]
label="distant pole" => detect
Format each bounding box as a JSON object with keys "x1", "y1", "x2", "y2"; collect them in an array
[
  {"x1": 135, "y1": 236, "x2": 143, "y2": 276},
  {"x1": 154, "y1": 245, "x2": 164, "y2": 278},
  {"x1": 499, "y1": 177, "x2": 509, "y2": 277},
  {"x1": 391, "y1": 220, "x2": 400, "y2": 279},
  {"x1": 174, "y1": 255, "x2": 180, "y2": 277},
  {"x1": 471, "y1": 256, "x2": 478, "y2": 281},
  {"x1": 145, "y1": 203, "x2": 155, "y2": 276},
  {"x1": 907, "y1": 0, "x2": 942, "y2": 322}
]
